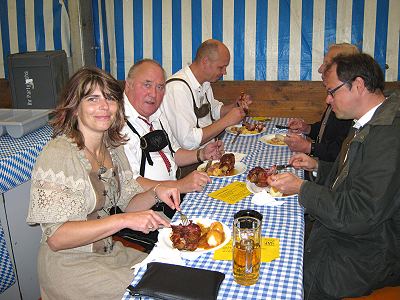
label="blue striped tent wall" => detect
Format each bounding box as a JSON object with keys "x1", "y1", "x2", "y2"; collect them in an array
[
  {"x1": 1, "y1": 0, "x2": 399, "y2": 82},
  {"x1": 91, "y1": 0, "x2": 400, "y2": 81},
  {"x1": 0, "y1": 0, "x2": 70, "y2": 78}
]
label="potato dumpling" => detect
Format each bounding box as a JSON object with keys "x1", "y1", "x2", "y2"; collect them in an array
[
  {"x1": 206, "y1": 229, "x2": 224, "y2": 247},
  {"x1": 270, "y1": 186, "x2": 283, "y2": 197},
  {"x1": 209, "y1": 222, "x2": 224, "y2": 233}
]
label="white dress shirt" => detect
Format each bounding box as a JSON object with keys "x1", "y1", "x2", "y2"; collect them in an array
[
  {"x1": 353, "y1": 102, "x2": 383, "y2": 130},
  {"x1": 122, "y1": 93, "x2": 180, "y2": 181},
  {"x1": 161, "y1": 65, "x2": 223, "y2": 150}
]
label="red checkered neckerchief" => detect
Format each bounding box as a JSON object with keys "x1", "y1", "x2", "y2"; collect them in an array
[{"x1": 139, "y1": 117, "x2": 172, "y2": 174}]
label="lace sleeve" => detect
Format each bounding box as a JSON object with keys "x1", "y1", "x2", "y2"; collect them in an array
[{"x1": 27, "y1": 168, "x2": 91, "y2": 224}]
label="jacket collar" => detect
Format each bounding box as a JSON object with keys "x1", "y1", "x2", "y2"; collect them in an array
[{"x1": 367, "y1": 92, "x2": 400, "y2": 127}]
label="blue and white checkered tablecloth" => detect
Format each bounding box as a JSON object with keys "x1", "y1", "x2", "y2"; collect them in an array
[
  {"x1": 0, "y1": 125, "x2": 52, "y2": 194},
  {"x1": 0, "y1": 220, "x2": 16, "y2": 293},
  {"x1": 0, "y1": 124, "x2": 52, "y2": 293},
  {"x1": 123, "y1": 118, "x2": 305, "y2": 300}
]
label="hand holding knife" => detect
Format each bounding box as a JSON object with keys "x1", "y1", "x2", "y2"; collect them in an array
[{"x1": 275, "y1": 124, "x2": 290, "y2": 130}]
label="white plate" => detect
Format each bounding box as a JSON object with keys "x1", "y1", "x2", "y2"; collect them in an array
[
  {"x1": 259, "y1": 134, "x2": 288, "y2": 147},
  {"x1": 158, "y1": 218, "x2": 231, "y2": 254},
  {"x1": 225, "y1": 125, "x2": 266, "y2": 136},
  {"x1": 197, "y1": 161, "x2": 247, "y2": 178},
  {"x1": 246, "y1": 180, "x2": 296, "y2": 198}
]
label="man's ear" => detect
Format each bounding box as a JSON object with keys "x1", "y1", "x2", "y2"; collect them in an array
[
  {"x1": 201, "y1": 56, "x2": 210, "y2": 68},
  {"x1": 353, "y1": 76, "x2": 366, "y2": 95},
  {"x1": 125, "y1": 79, "x2": 131, "y2": 91}
]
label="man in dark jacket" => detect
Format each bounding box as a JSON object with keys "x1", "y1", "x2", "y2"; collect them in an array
[
  {"x1": 268, "y1": 53, "x2": 400, "y2": 299},
  {"x1": 284, "y1": 43, "x2": 357, "y2": 162}
]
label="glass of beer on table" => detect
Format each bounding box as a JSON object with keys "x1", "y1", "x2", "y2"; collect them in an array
[{"x1": 232, "y1": 213, "x2": 261, "y2": 286}]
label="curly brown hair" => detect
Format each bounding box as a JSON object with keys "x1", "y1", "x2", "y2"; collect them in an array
[{"x1": 51, "y1": 66, "x2": 127, "y2": 148}]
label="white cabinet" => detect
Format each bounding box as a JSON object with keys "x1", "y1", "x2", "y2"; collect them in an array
[{"x1": 0, "y1": 181, "x2": 41, "y2": 300}]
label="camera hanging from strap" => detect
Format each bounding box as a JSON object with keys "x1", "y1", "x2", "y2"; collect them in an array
[
  {"x1": 166, "y1": 78, "x2": 215, "y2": 128},
  {"x1": 126, "y1": 120, "x2": 175, "y2": 176}
]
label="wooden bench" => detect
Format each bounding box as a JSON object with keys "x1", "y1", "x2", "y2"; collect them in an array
[{"x1": 342, "y1": 286, "x2": 400, "y2": 300}]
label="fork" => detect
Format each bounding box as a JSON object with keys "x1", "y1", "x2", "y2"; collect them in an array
[{"x1": 178, "y1": 210, "x2": 189, "y2": 225}]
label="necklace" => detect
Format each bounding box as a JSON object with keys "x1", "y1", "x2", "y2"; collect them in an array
[{"x1": 85, "y1": 144, "x2": 107, "y2": 178}]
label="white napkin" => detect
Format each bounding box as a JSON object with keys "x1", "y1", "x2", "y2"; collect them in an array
[
  {"x1": 251, "y1": 190, "x2": 286, "y2": 206},
  {"x1": 229, "y1": 152, "x2": 246, "y2": 162},
  {"x1": 131, "y1": 242, "x2": 184, "y2": 275}
]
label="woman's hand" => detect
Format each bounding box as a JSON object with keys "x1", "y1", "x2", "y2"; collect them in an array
[
  {"x1": 154, "y1": 185, "x2": 181, "y2": 211},
  {"x1": 123, "y1": 210, "x2": 171, "y2": 234},
  {"x1": 289, "y1": 153, "x2": 318, "y2": 171}
]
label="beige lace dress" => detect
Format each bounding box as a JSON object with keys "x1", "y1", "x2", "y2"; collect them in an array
[{"x1": 26, "y1": 135, "x2": 148, "y2": 299}]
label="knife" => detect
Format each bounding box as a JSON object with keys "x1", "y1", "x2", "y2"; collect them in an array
[
  {"x1": 231, "y1": 129, "x2": 241, "y2": 144},
  {"x1": 275, "y1": 164, "x2": 292, "y2": 171},
  {"x1": 203, "y1": 160, "x2": 213, "y2": 172},
  {"x1": 275, "y1": 124, "x2": 290, "y2": 130}
]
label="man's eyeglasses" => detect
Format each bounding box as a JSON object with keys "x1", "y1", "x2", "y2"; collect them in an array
[{"x1": 327, "y1": 80, "x2": 350, "y2": 98}]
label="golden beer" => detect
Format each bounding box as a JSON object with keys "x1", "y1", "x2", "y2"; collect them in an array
[
  {"x1": 232, "y1": 216, "x2": 262, "y2": 286},
  {"x1": 233, "y1": 240, "x2": 261, "y2": 285}
]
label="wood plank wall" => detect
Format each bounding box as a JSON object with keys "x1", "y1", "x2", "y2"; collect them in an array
[
  {"x1": 211, "y1": 81, "x2": 400, "y2": 123},
  {"x1": 0, "y1": 79, "x2": 12, "y2": 108},
  {"x1": 1, "y1": 78, "x2": 399, "y2": 123}
]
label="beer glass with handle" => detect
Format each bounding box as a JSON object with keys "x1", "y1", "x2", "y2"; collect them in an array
[{"x1": 232, "y1": 216, "x2": 261, "y2": 286}]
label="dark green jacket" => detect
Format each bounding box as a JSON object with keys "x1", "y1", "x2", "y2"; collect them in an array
[{"x1": 300, "y1": 93, "x2": 400, "y2": 299}]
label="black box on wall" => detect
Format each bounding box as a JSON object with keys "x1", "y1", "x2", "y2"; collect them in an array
[{"x1": 8, "y1": 50, "x2": 69, "y2": 109}]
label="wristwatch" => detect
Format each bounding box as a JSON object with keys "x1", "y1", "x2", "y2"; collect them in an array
[
  {"x1": 310, "y1": 141, "x2": 316, "y2": 156},
  {"x1": 196, "y1": 149, "x2": 203, "y2": 163}
]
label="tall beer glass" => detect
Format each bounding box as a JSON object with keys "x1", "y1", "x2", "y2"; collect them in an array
[{"x1": 232, "y1": 216, "x2": 261, "y2": 286}]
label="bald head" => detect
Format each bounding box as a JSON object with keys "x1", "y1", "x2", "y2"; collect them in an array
[
  {"x1": 194, "y1": 39, "x2": 230, "y2": 63},
  {"x1": 127, "y1": 59, "x2": 166, "y2": 82},
  {"x1": 319, "y1": 43, "x2": 360, "y2": 78},
  {"x1": 191, "y1": 39, "x2": 230, "y2": 83}
]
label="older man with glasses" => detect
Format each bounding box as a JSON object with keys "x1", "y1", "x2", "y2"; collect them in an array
[{"x1": 284, "y1": 43, "x2": 358, "y2": 163}]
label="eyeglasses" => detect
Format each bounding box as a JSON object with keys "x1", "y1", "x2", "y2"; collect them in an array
[{"x1": 327, "y1": 80, "x2": 350, "y2": 98}]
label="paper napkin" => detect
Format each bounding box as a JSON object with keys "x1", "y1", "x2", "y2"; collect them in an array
[
  {"x1": 208, "y1": 181, "x2": 251, "y2": 204},
  {"x1": 229, "y1": 152, "x2": 246, "y2": 162},
  {"x1": 251, "y1": 190, "x2": 286, "y2": 206},
  {"x1": 213, "y1": 237, "x2": 280, "y2": 262},
  {"x1": 251, "y1": 116, "x2": 271, "y2": 122},
  {"x1": 131, "y1": 242, "x2": 184, "y2": 275}
]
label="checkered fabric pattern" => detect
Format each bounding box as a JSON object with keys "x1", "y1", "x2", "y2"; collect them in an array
[
  {"x1": 123, "y1": 118, "x2": 305, "y2": 300},
  {"x1": 0, "y1": 124, "x2": 51, "y2": 293},
  {"x1": 0, "y1": 221, "x2": 16, "y2": 293},
  {"x1": 0, "y1": 125, "x2": 52, "y2": 193}
]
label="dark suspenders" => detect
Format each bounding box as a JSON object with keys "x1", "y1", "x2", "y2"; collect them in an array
[{"x1": 166, "y1": 77, "x2": 214, "y2": 128}]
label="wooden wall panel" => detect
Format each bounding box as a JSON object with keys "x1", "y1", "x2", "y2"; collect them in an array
[{"x1": 212, "y1": 81, "x2": 400, "y2": 123}]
